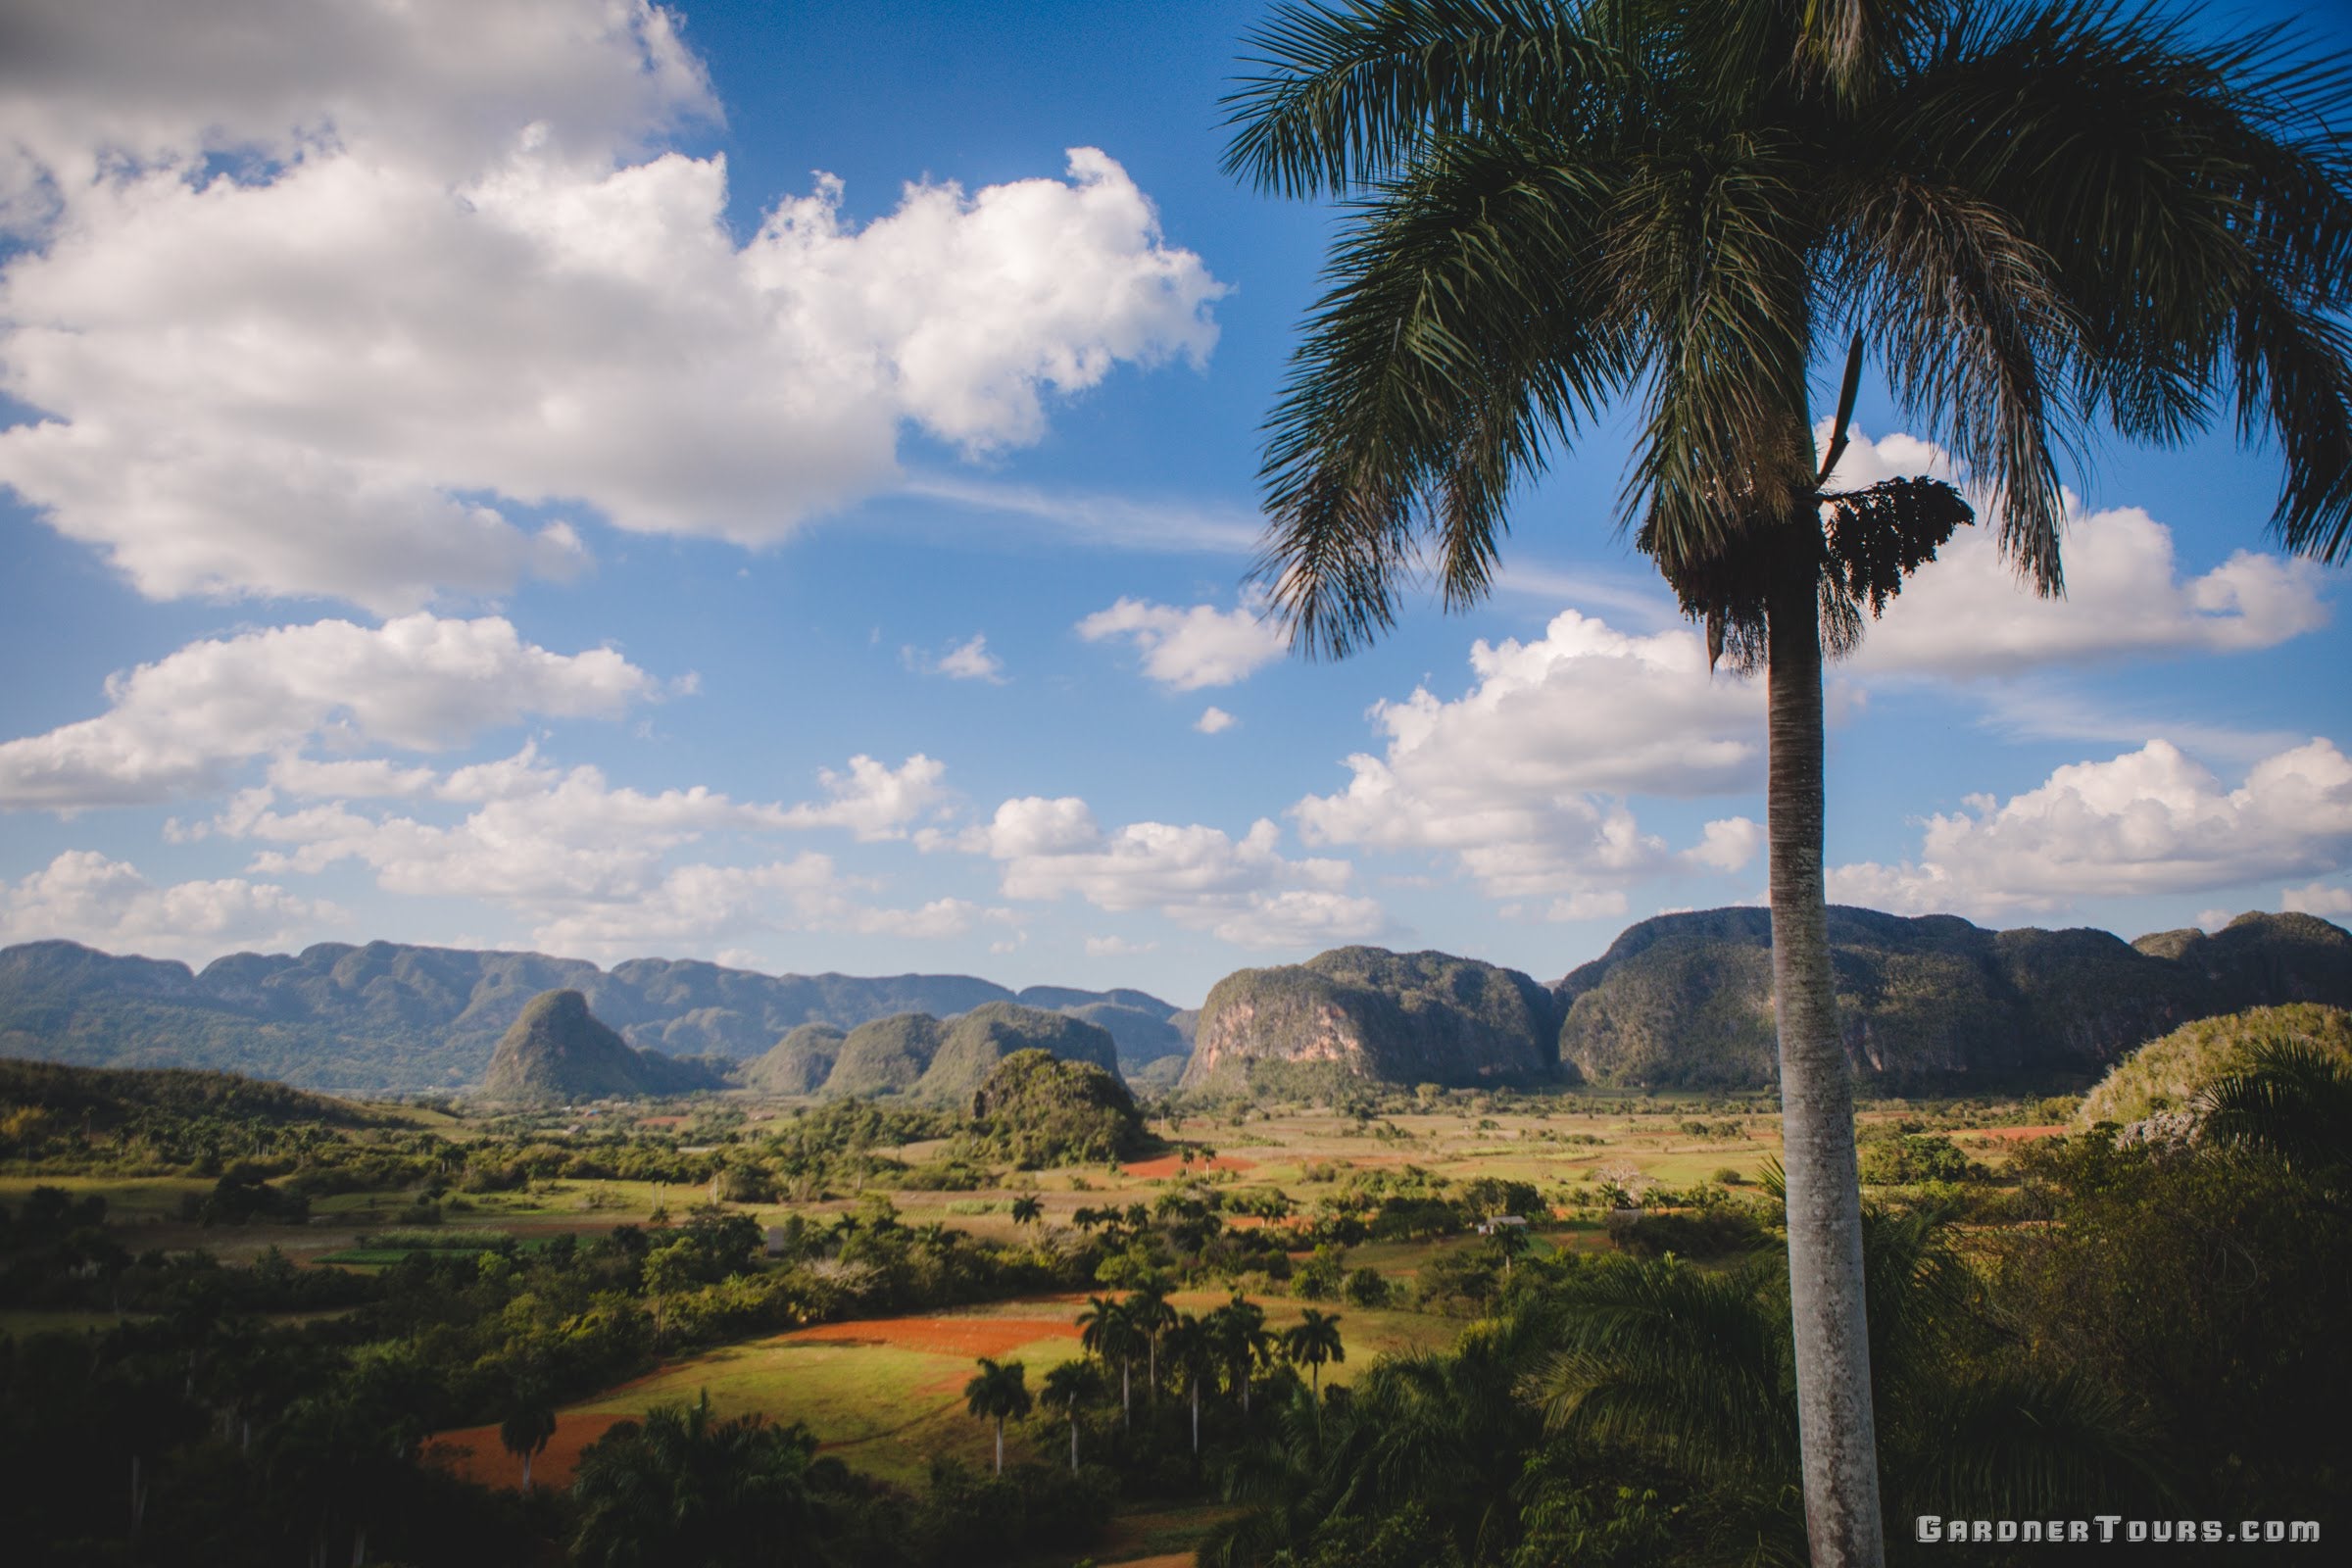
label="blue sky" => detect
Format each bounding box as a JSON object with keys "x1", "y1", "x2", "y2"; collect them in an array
[{"x1": 1, "y1": 0, "x2": 2347, "y2": 1008}]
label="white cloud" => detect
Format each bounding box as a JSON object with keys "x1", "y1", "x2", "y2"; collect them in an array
[
  {"x1": 2282, "y1": 881, "x2": 2352, "y2": 917},
  {"x1": 1829, "y1": 738, "x2": 2352, "y2": 916},
  {"x1": 779, "y1": 754, "x2": 951, "y2": 841},
  {"x1": 1195, "y1": 706, "x2": 1236, "y2": 734},
  {"x1": 202, "y1": 747, "x2": 970, "y2": 957},
  {"x1": 0, "y1": 849, "x2": 341, "y2": 962},
  {"x1": 0, "y1": 614, "x2": 659, "y2": 808},
  {"x1": 1293, "y1": 609, "x2": 1764, "y2": 904},
  {"x1": 1820, "y1": 428, "x2": 2328, "y2": 676},
  {"x1": 1076, "y1": 596, "x2": 1287, "y2": 690},
  {"x1": 1084, "y1": 935, "x2": 1155, "y2": 957},
  {"x1": 0, "y1": 0, "x2": 717, "y2": 225},
  {"x1": 936, "y1": 636, "x2": 1006, "y2": 683},
  {"x1": 1682, "y1": 816, "x2": 1763, "y2": 873},
  {"x1": 0, "y1": 0, "x2": 1225, "y2": 609},
  {"x1": 961, "y1": 795, "x2": 1389, "y2": 950}
]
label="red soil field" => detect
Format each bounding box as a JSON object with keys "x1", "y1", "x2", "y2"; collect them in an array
[
  {"x1": 425, "y1": 1410, "x2": 631, "y2": 1493},
  {"x1": 1971, "y1": 1124, "x2": 2067, "y2": 1142},
  {"x1": 635, "y1": 1114, "x2": 691, "y2": 1128},
  {"x1": 783, "y1": 1312, "x2": 1081, "y2": 1358},
  {"x1": 1121, "y1": 1152, "x2": 1257, "y2": 1178}
]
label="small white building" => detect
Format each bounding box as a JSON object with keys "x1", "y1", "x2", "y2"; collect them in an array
[{"x1": 1475, "y1": 1214, "x2": 1529, "y2": 1236}]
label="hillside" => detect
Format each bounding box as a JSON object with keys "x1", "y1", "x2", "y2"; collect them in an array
[
  {"x1": 0, "y1": 1057, "x2": 387, "y2": 1130},
  {"x1": 478, "y1": 990, "x2": 721, "y2": 1102},
  {"x1": 2077, "y1": 1003, "x2": 2352, "y2": 1128},
  {"x1": 0, "y1": 939, "x2": 1175, "y2": 1094},
  {"x1": 814, "y1": 1004, "x2": 1121, "y2": 1102},
  {"x1": 742, "y1": 1023, "x2": 848, "y2": 1095},
  {"x1": 911, "y1": 1003, "x2": 1121, "y2": 1103},
  {"x1": 1182, "y1": 948, "x2": 1559, "y2": 1093},
  {"x1": 1553, "y1": 907, "x2": 2352, "y2": 1090}
]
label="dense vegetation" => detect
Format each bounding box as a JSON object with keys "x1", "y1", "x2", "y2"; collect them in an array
[{"x1": 2075, "y1": 1003, "x2": 2352, "y2": 1128}]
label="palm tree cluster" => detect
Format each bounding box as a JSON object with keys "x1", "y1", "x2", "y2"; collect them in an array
[
  {"x1": 1225, "y1": 3, "x2": 2351, "y2": 1562},
  {"x1": 998, "y1": 1289, "x2": 1338, "y2": 1470}
]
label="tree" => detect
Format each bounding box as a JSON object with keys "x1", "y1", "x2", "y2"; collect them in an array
[
  {"x1": 499, "y1": 1388, "x2": 558, "y2": 1495},
  {"x1": 964, "y1": 1357, "x2": 1033, "y2": 1477},
  {"x1": 1127, "y1": 1279, "x2": 1180, "y2": 1399},
  {"x1": 1009, "y1": 1194, "x2": 1045, "y2": 1227},
  {"x1": 1283, "y1": 1308, "x2": 1346, "y2": 1401},
  {"x1": 1208, "y1": 1293, "x2": 1275, "y2": 1416},
  {"x1": 2196, "y1": 1041, "x2": 2352, "y2": 1191},
  {"x1": 570, "y1": 1393, "x2": 843, "y2": 1567},
  {"x1": 1041, "y1": 1359, "x2": 1102, "y2": 1472},
  {"x1": 1224, "y1": 6, "x2": 2352, "y2": 1562},
  {"x1": 1167, "y1": 1312, "x2": 1221, "y2": 1454},
  {"x1": 1077, "y1": 1294, "x2": 1144, "y2": 1428}
]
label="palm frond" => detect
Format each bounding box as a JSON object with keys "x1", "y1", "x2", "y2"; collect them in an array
[
  {"x1": 1223, "y1": 0, "x2": 1617, "y2": 197},
  {"x1": 1251, "y1": 128, "x2": 1638, "y2": 656}
]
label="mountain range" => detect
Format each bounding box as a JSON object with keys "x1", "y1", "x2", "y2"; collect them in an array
[
  {"x1": 0, "y1": 938, "x2": 1184, "y2": 1094},
  {"x1": 2, "y1": 905, "x2": 2346, "y2": 1096}
]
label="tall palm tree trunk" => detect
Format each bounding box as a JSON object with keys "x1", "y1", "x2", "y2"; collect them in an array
[
  {"x1": 1069, "y1": 1416, "x2": 1079, "y2": 1472},
  {"x1": 1767, "y1": 564, "x2": 1884, "y2": 1568},
  {"x1": 994, "y1": 1416, "x2": 1004, "y2": 1477}
]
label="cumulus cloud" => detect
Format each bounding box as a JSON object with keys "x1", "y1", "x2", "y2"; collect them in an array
[
  {"x1": 1293, "y1": 609, "x2": 1764, "y2": 904},
  {"x1": 935, "y1": 636, "x2": 1006, "y2": 683},
  {"x1": 0, "y1": 0, "x2": 716, "y2": 223},
  {"x1": 1820, "y1": 428, "x2": 2328, "y2": 675},
  {"x1": 0, "y1": 849, "x2": 341, "y2": 962},
  {"x1": 1076, "y1": 596, "x2": 1286, "y2": 690},
  {"x1": 0, "y1": 614, "x2": 659, "y2": 809},
  {"x1": 779, "y1": 754, "x2": 951, "y2": 841},
  {"x1": 1828, "y1": 739, "x2": 2352, "y2": 916},
  {"x1": 204, "y1": 747, "x2": 968, "y2": 956},
  {"x1": 959, "y1": 795, "x2": 1389, "y2": 950},
  {"x1": 1195, "y1": 706, "x2": 1236, "y2": 734},
  {"x1": 0, "y1": 1, "x2": 1225, "y2": 608},
  {"x1": 1084, "y1": 935, "x2": 1155, "y2": 957}
]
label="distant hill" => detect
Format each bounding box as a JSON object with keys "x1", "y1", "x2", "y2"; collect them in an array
[
  {"x1": 0, "y1": 939, "x2": 1176, "y2": 1094},
  {"x1": 741, "y1": 1023, "x2": 847, "y2": 1096},
  {"x1": 815, "y1": 1003, "x2": 1120, "y2": 1103},
  {"x1": 480, "y1": 990, "x2": 723, "y2": 1102},
  {"x1": 1552, "y1": 908, "x2": 2352, "y2": 1090},
  {"x1": 1182, "y1": 947, "x2": 1559, "y2": 1093}
]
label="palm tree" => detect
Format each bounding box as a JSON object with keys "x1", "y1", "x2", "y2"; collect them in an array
[
  {"x1": 1041, "y1": 1359, "x2": 1102, "y2": 1472},
  {"x1": 1225, "y1": 6, "x2": 2352, "y2": 1562},
  {"x1": 1128, "y1": 1279, "x2": 1180, "y2": 1398},
  {"x1": 1077, "y1": 1295, "x2": 1144, "y2": 1427},
  {"x1": 2196, "y1": 1040, "x2": 2352, "y2": 1188},
  {"x1": 1009, "y1": 1194, "x2": 1045, "y2": 1227},
  {"x1": 569, "y1": 1392, "x2": 840, "y2": 1567},
  {"x1": 1283, "y1": 1308, "x2": 1346, "y2": 1402},
  {"x1": 1168, "y1": 1312, "x2": 1222, "y2": 1454},
  {"x1": 963, "y1": 1357, "x2": 1033, "y2": 1477},
  {"x1": 499, "y1": 1389, "x2": 558, "y2": 1495},
  {"x1": 1208, "y1": 1293, "x2": 1275, "y2": 1416}
]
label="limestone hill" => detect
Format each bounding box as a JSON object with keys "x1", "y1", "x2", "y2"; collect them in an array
[
  {"x1": 479, "y1": 990, "x2": 720, "y2": 1102},
  {"x1": 1181, "y1": 947, "x2": 1558, "y2": 1093}
]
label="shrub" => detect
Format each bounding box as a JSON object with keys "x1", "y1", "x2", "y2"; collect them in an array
[{"x1": 1343, "y1": 1267, "x2": 1392, "y2": 1308}]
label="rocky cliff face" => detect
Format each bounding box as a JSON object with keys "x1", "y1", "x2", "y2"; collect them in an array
[
  {"x1": 1553, "y1": 907, "x2": 2352, "y2": 1089},
  {"x1": 1181, "y1": 948, "x2": 1560, "y2": 1092}
]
